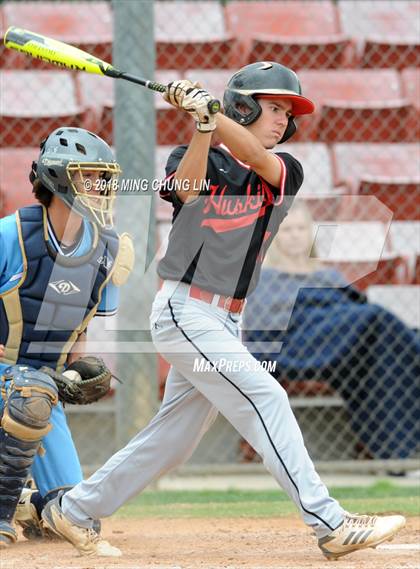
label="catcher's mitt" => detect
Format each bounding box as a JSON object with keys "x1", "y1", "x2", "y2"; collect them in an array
[{"x1": 40, "y1": 356, "x2": 112, "y2": 405}]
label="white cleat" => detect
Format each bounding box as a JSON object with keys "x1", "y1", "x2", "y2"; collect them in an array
[
  {"x1": 41, "y1": 494, "x2": 121, "y2": 558},
  {"x1": 318, "y1": 512, "x2": 406, "y2": 560}
]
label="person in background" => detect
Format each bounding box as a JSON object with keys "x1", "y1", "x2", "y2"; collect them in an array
[{"x1": 244, "y1": 200, "x2": 419, "y2": 462}]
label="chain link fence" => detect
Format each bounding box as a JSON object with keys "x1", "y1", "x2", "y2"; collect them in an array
[{"x1": 0, "y1": 0, "x2": 419, "y2": 473}]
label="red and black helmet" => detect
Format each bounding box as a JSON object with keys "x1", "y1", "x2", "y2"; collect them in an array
[{"x1": 223, "y1": 62, "x2": 315, "y2": 143}]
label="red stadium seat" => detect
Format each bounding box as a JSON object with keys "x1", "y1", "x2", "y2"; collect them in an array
[
  {"x1": 338, "y1": 1, "x2": 420, "y2": 69},
  {"x1": 0, "y1": 1, "x2": 112, "y2": 69},
  {"x1": 225, "y1": 1, "x2": 351, "y2": 69},
  {"x1": 0, "y1": 148, "x2": 39, "y2": 215},
  {"x1": 78, "y1": 71, "x2": 189, "y2": 146},
  {"x1": 402, "y1": 68, "x2": 420, "y2": 112},
  {"x1": 280, "y1": 143, "x2": 335, "y2": 193},
  {"x1": 297, "y1": 69, "x2": 414, "y2": 143},
  {"x1": 332, "y1": 144, "x2": 420, "y2": 220},
  {"x1": 401, "y1": 68, "x2": 420, "y2": 141},
  {"x1": 277, "y1": 143, "x2": 343, "y2": 219},
  {"x1": 314, "y1": 213, "x2": 410, "y2": 288},
  {"x1": 77, "y1": 74, "x2": 113, "y2": 144},
  {"x1": 415, "y1": 255, "x2": 420, "y2": 284},
  {"x1": 156, "y1": 145, "x2": 176, "y2": 180},
  {"x1": 155, "y1": 1, "x2": 237, "y2": 70},
  {"x1": 155, "y1": 146, "x2": 175, "y2": 221},
  {"x1": 367, "y1": 285, "x2": 420, "y2": 328},
  {"x1": 388, "y1": 221, "x2": 420, "y2": 279},
  {"x1": 185, "y1": 69, "x2": 233, "y2": 101},
  {"x1": 0, "y1": 71, "x2": 89, "y2": 147},
  {"x1": 325, "y1": 256, "x2": 410, "y2": 290}
]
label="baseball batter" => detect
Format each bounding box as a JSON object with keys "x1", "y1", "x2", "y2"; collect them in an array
[{"x1": 42, "y1": 63, "x2": 405, "y2": 561}]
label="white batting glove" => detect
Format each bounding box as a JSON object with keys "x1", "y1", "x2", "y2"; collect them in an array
[{"x1": 165, "y1": 80, "x2": 217, "y2": 133}]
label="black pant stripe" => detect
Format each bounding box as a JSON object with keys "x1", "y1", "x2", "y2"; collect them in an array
[{"x1": 167, "y1": 299, "x2": 335, "y2": 532}]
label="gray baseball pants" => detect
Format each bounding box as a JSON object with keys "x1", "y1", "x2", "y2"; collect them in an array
[{"x1": 62, "y1": 280, "x2": 345, "y2": 538}]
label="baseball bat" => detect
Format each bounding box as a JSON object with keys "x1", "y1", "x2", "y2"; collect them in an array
[{"x1": 3, "y1": 26, "x2": 221, "y2": 114}]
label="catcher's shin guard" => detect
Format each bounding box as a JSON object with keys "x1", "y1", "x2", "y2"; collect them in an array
[
  {"x1": 0, "y1": 520, "x2": 17, "y2": 547},
  {"x1": 0, "y1": 366, "x2": 58, "y2": 524}
]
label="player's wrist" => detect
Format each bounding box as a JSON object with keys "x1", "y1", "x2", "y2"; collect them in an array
[{"x1": 196, "y1": 122, "x2": 216, "y2": 133}]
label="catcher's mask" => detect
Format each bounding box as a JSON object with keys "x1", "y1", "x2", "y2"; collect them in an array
[
  {"x1": 32, "y1": 127, "x2": 121, "y2": 229},
  {"x1": 223, "y1": 61, "x2": 315, "y2": 143}
]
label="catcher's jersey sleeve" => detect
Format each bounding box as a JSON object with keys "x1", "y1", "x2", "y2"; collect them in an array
[
  {"x1": 96, "y1": 283, "x2": 118, "y2": 316},
  {"x1": 0, "y1": 214, "x2": 24, "y2": 293}
]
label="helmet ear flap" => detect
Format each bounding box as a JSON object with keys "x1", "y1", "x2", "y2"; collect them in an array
[
  {"x1": 223, "y1": 91, "x2": 262, "y2": 126},
  {"x1": 279, "y1": 117, "x2": 297, "y2": 143}
]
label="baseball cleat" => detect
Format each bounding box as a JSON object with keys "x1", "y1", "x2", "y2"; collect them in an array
[
  {"x1": 318, "y1": 512, "x2": 406, "y2": 560},
  {"x1": 0, "y1": 522, "x2": 17, "y2": 548},
  {"x1": 42, "y1": 493, "x2": 121, "y2": 557}
]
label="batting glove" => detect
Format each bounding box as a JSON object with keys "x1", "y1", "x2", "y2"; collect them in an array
[{"x1": 165, "y1": 81, "x2": 217, "y2": 133}]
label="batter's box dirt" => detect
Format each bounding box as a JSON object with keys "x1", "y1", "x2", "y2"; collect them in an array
[{"x1": 2, "y1": 516, "x2": 419, "y2": 569}]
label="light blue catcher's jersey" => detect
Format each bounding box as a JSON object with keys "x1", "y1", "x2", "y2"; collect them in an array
[{"x1": 0, "y1": 212, "x2": 119, "y2": 373}]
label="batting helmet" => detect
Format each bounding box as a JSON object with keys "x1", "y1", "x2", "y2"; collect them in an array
[
  {"x1": 223, "y1": 62, "x2": 314, "y2": 143},
  {"x1": 32, "y1": 127, "x2": 121, "y2": 228}
]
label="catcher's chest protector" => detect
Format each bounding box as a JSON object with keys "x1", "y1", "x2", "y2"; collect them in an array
[{"x1": 0, "y1": 205, "x2": 119, "y2": 370}]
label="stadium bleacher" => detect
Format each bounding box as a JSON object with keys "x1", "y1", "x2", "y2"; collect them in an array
[
  {"x1": 275, "y1": 142, "x2": 344, "y2": 219},
  {"x1": 77, "y1": 70, "x2": 192, "y2": 146},
  {"x1": 367, "y1": 285, "x2": 420, "y2": 328},
  {"x1": 224, "y1": 1, "x2": 351, "y2": 69},
  {"x1": 0, "y1": 147, "x2": 38, "y2": 215},
  {"x1": 401, "y1": 67, "x2": 420, "y2": 111},
  {"x1": 415, "y1": 255, "x2": 420, "y2": 284},
  {"x1": 324, "y1": 256, "x2": 411, "y2": 290},
  {"x1": 0, "y1": 71, "x2": 89, "y2": 147},
  {"x1": 332, "y1": 143, "x2": 420, "y2": 220},
  {"x1": 338, "y1": 0, "x2": 420, "y2": 69},
  {"x1": 155, "y1": 145, "x2": 175, "y2": 222},
  {"x1": 401, "y1": 67, "x2": 420, "y2": 141},
  {"x1": 297, "y1": 69, "x2": 414, "y2": 142},
  {"x1": 155, "y1": 1, "x2": 236, "y2": 70},
  {"x1": 314, "y1": 216, "x2": 413, "y2": 288}
]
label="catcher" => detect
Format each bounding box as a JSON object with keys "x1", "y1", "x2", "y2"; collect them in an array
[{"x1": 0, "y1": 127, "x2": 134, "y2": 547}]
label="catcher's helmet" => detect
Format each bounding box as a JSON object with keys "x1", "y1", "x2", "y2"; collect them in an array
[
  {"x1": 33, "y1": 127, "x2": 121, "y2": 228},
  {"x1": 223, "y1": 62, "x2": 314, "y2": 143}
]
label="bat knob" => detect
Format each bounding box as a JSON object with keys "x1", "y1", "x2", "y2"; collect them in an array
[{"x1": 207, "y1": 99, "x2": 221, "y2": 115}]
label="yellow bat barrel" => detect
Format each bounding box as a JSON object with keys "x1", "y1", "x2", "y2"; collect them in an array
[{"x1": 3, "y1": 26, "x2": 114, "y2": 76}]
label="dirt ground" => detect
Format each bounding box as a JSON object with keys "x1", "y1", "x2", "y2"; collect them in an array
[{"x1": 1, "y1": 516, "x2": 419, "y2": 569}]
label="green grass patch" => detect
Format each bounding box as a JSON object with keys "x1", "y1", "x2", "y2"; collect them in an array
[{"x1": 117, "y1": 481, "x2": 420, "y2": 519}]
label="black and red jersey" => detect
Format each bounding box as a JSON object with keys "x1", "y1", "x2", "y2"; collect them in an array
[{"x1": 158, "y1": 143, "x2": 303, "y2": 299}]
